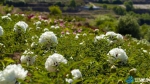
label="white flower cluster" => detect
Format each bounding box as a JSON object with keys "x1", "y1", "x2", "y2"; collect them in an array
[
  {"x1": 1, "y1": 15, "x2": 12, "y2": 21},
  {"x1": 65, "y1": 69, "x2": 82, "y2": 84},
  {"x1": 107, "y1": 48, "x2": 128, "y2": 64},
  {"x1": 94, "y1": 31, "x2": 123, "y2": 43},
  {"x1": 0, "y1": 26, "x2": 4, "y2": 36},
  {"x1": 14, "y1": 21, "x2": 28, "y2": 33},
  {"x1": 20, "y1": 50, "x2": 37, "y2": 66},
  {"x1": 0, "y1": 64, "x2": 28, "y2": 84},
  {"x1": 45, "y1": 53, "x2": 67, "y2": 72},
  {"x1": 39, "y1": 31, "x2": 58, "y2": 48}
]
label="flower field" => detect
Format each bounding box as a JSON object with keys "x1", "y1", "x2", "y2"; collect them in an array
[{"x1": 0, "y1": 13, "x2": 150, "y2": 84}]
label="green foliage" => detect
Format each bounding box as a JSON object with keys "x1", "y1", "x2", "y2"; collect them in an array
[
  {"x1": 116, "y1": 15, "x2": 140, "y2": 39},
  {"x1": 113, "y1": 6, "x2": 126, "y2": 15},
  {"x1": 124, "y1": 0, "x2": 134, "y2": 12},
  {"x1": 69, "y1": 0, "x2": 76, "y2": 8},
  {"x1": 49, "y1": 6, "x2": 62, "y2": 15}
]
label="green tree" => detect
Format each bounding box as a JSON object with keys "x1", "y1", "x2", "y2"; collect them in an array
[
  {"x1": 103, "y1": 4, "x2": 107, "y2": 9},
  {"x1": 89, "y1": 5, "x2": 93, "y2": 10},
  {"x1": 140, "y1": 24, "x2": 150, "y2": 41},
  {"x1": 116, "y1": 15, "x2": 140, "y2": 39},
  {"x1": 98, "y1": 0, "x2": 103, "y2": 3},
  {"x1": 49, "y1": 6, "x2": 62, "y2": 15},
  {"x1": 113, "y1": 6, "x2": 126, "y2": 15},
  {"x1": 112, "y1": 0, "x2": 122, "y2": 4},
  {"x1": 69, "y1": 0, "x2": 76, "y2": 8},
  {"x1": 102, "y1": 0, "x2": 109, "y2": 3},
  {"x1": 124, "y1": 0, "x2": 134, "y2": 12},
  {"x1": 0, "y1": 0, "x2": 5, "y2": 4}
]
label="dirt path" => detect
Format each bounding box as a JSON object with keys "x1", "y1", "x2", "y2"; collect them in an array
[{"x1": 119, "y1": 4, "x2": 150, "y2": 9}]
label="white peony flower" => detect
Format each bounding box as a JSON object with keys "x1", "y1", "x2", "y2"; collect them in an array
[
  {"x1": 95, "y1": 31, "x2": 124, "y2": 43},
  {"x1": 143, "y1": 50, "x2": 147, "y2": 53},
  {"x1": 107, "y1": 48, "x2": 128, "y2": 64},
  {"x1": 20, "y1": 55, "x2": 37, "y2": 66},
  {"x1": 43, "y1": 28, "x2": 49, "y2": 32},
  {"x1": 50, "y1": 25, "x2": 60, "y2": 29},
  {"x1": 20, "y1": 50, "x2": 37, "y2": 65},
  {"x1": 129, "y1": 68, "x2": 137, "y2": 73},
  {"x1": 31, "y1": 42, "x2": 38, "y2": 48},
  {"x1": 50, "y1": 25, "x2": 55, "y2": 29},
  {"x1": 116, "y1": 34, "x2": 123, "y2": 40},
  {"x1": 15, "y1": 14, "x2": 19, "y2": 16},
  {"x1": 75, "y1": 35, "x2": 79, "y2": 39},
  {"x1": 106, "y1": 31, "x2": 116, "y2": 37},
  {"x1": 14, "y1": 21, "x2": 28, "y2": 33},
  {"x1": 1, "y1": 15, "x2": 12, "y2": 21},
  {"x1": 31, "y1": 35, "x2": 38, "y2": 41},
  {"x1": 3, "y1": 64, "x2": 28, "y2": 80},
  {"x1": 79, "y1": 41, "x2": 84, "y2": 45},
  {"x1": 45, "y1": 53, "x2": 67, "y2": 72},
  {"x1": 36, "y1": 27, "x2": 41, "y2": 30},
  {"x1": 0, "y1": 26, "x2": 4, "y2": 36},
  {"x1": 0, "y1": 43, "x2": 5, "y2": 48},
  {"x1": 7, "y1": 13, "x2": 11, "y2": 17},
  {"x1": 82, "y1": 33, "x2": 87, "y2": 36},
  {"x1": 21, "y1": 14, "x2": 25, "y2": 17},
  {"x1": 71, "y1": 69, "x2": 82, "y2": 80},
  {"x1": 0, "y1": 70, "x2": 16, "y2": 84},
  {"x1": 34, "y1": 21, "x2": 41, "y2": 27},
  {"x1": 39, "y1": 31, "x2": 58, "y2": 48},
  {"x1": 55, "y1": 25, "x2": 60, "y2": 29},
  {"x1": 94, "y1": 34, "x2": 106, "y2": 42},
  {"x1": 66, "y1": 32, "x2": 70, "y2": 35},
  {"x1": 65, "y1": 78, "x2": 73, "y2": 84},
  {"x1": 0, "y1": 64, "x2": 28, "y2": 84}
]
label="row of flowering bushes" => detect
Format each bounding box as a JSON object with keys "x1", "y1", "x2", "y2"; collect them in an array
[{"x1": 0, "y1": 13, "x2": 150, "y2": 84}]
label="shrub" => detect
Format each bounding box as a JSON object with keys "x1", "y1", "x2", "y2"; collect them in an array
[
  {"x1": 94, "y1": 15, "x2": 117, "y2": 31},
  {"x1": 95, "y1": 15, "x2": 115, "y2": 26},
  {"x1": 103, "y1": 4, "x2": 107, "y2": 9},
  {"x1": 49, "y1": 6, "x2": 62, "y2": 15},
  {"x1": 116, "y1": 15, "x2": 140, "y2": 39},
  {"x1": 89, "y1": 5, "x2": 93, "y2": 10}
]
